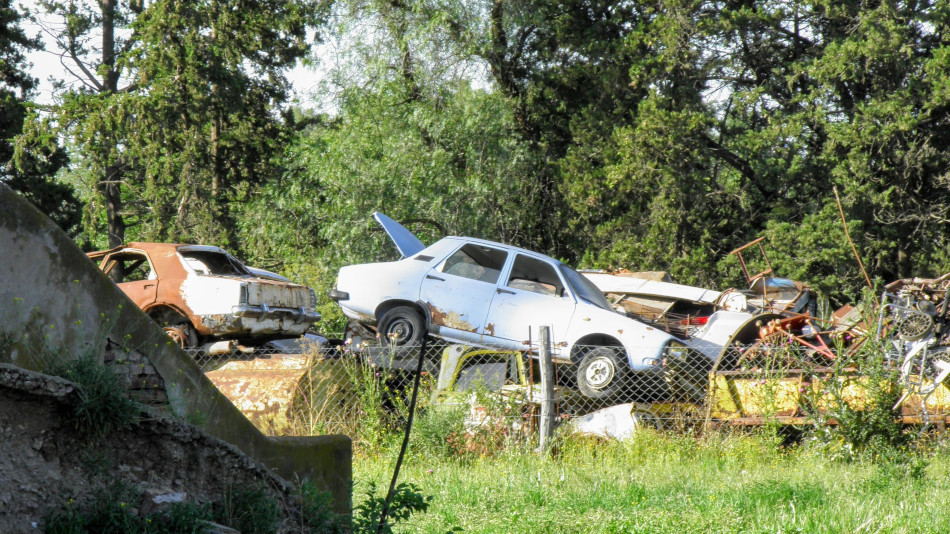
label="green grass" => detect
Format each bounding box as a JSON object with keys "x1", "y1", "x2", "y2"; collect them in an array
[{"x1": 354, "y1": 429, "x2": 950, "y2": 533}]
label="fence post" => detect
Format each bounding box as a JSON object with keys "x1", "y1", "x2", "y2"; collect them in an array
[{"x1": 539, "y1": 326, "x2": 555, "y2": 453}]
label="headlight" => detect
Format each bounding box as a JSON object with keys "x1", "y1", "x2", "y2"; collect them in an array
[{"x1": 239, "y1": 282, "x2": 248, "y2": 305}]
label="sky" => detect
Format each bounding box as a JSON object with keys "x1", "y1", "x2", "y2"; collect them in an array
[{"x1": 15, "y1": 0, "x2": 323, "y2": 107}]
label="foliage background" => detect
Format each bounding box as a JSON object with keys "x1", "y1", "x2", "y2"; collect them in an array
[{"x1": 5, "y1": 0, "x2": 950, "y2": 305}]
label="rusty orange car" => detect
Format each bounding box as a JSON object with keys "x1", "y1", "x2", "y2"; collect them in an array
[{"x1": 88, "y1": 243, "x2": 320, "y2": 347}]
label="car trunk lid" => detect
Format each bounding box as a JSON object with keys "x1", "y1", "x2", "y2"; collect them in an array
[{"x1": 373, "y1": 212, "x2": 426, "y2": 258}]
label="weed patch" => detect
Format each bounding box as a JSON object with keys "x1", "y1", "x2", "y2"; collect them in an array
[
  {"x1": 47, "y1": 354, "x2": 139, "y2": 438},
  {"x1": 213, "y1": 484, "x2": 281, "y2": 534},
  {"x1": 44, "y1": 482, "x2": 213, "y2": 534}
]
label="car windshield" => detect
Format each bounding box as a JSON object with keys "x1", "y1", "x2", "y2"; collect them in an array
[{"x1": 560, "y1": 265, "x2": 614, "y2": 311}]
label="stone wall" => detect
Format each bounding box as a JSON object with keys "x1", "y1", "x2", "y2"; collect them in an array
[
  {"x1": 0, "y1": 364, "x2": 310, "y2": 532},
  {"x1": 104, "y1": 338, "x2": 169, "y2": 406},
  {"x1": 0, "y1": 185, "x2": 351, "y2": 514}
]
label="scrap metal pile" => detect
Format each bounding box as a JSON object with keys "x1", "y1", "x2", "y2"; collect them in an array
[{"x1": 880, "y1": 274, "x2": 950, "y2": 402}]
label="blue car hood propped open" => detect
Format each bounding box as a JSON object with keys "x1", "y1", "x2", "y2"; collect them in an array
[{"x1": 373, "y1": 212, "x2": 426, "y2": 258}]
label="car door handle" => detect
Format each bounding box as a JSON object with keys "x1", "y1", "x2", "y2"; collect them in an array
[
  {"x1": 426, "y1": 275, "x2": 445, "y2": 282},
  {"x1": 496, "y1": 288, "x2": 515, "y2": 295}
]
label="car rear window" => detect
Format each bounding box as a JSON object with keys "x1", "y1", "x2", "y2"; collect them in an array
[
  {"x1": 507, "y1": 254, "x2": 565, "y2": 297},
  {"x1": 105, "y1": 252, "x2": 155, "y2": 283},
  {"x1": 180, "y1": 250, "x2": 249, "y2": 276}
]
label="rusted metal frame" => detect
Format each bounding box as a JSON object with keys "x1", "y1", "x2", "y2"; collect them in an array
[
  {"x1": 729, "y1": 236, "x2": 774, "y2": 283},
  {"x1": 772, "y1": 321, "x2": 838, "y2": 361}
]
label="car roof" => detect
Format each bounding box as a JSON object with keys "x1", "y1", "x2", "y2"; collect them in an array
[
  {"x1": 435, "y1": 236, "x2": 566, "y2": 267},
  {"x1": 372, "y1": 212, "x2": 567, "y2": 267},
  {"x1": 89, "y1": 242, "x2": 230, "y2": 257}
]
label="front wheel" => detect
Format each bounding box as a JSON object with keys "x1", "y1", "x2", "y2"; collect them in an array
[
  {"x1": 378, "y1": 306, "x2": 426, "y2": 346},
  {"x1": 576, "y1": 347, "x2": 627, "y2": 399}
]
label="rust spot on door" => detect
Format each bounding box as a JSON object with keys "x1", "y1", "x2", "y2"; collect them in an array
[{"x1": 426, "y1": 302, "x2": 477, "y2": 333}]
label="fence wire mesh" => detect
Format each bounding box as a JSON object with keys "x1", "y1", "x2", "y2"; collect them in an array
[{"x1": 179, "y1": 317, "x2": 950, "y2": 449}]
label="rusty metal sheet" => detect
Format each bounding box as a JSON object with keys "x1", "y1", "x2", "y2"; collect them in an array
[{"x1": 205, "y1": 353, "x2": 310, "y2": 435}]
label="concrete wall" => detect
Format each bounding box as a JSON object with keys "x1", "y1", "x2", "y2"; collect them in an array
[{"x1": 0, "y1": 185, "x2": 351, "y2": 513}]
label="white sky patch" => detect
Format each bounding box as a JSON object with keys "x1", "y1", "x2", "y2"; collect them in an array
[{"x1": 15, "y1": 0, "x2": 326, "y2": 109}]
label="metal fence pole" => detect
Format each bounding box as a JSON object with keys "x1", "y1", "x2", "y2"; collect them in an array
[{"x1": 539, "y1": 326, "x2": 555, "y2": 453}]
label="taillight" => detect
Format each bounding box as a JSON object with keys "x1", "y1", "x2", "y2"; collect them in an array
[
  {"x1": 308, "y1": 288, "x2": 317, "y2": 310},
  {"x1": 239, "y1": 283, "x2": 248, "y2": 305}
]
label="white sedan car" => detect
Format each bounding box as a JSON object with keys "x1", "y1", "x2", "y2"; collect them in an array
[{"x1": 330, "y1": 213, "x2": 762, "y2": 400}]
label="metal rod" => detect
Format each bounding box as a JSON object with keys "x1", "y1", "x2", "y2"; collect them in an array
[
  {"x1": 377, "y1": 336, "x2": 428, "y2": 533},
  {"x1": 539, "y1": 326, "x2": 555, "y2": 454},
  {"x1": 833, "y1": 186, "x2": 873, "y2": 289}
]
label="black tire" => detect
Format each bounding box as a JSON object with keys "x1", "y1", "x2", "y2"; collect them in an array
[
  {"x1": 378, "y1": 306, "x2": 426, "y2": 346},
  {"x1": 576, "y1": 347, "x2": 626, "y2": 399}
]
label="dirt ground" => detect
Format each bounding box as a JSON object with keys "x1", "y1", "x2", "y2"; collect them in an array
[{"x1": 0, "y1": 364, "x2": 297, "y2": 533}]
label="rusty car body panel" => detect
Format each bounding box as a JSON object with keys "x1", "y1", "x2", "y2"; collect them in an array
[{"x1": 88, "y1": 242, "x2": 320, "y2": 346}]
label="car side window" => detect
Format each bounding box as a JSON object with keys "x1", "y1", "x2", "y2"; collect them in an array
[
  {"x1": 106, "y1": 252, "x2": 154, "y2": 283},
  {"x1": 438, "y1": 244, "x2": 508, "y2": 284},
  {"x1": 507, "y1": 255, "x2": 564, "y2": 297}
]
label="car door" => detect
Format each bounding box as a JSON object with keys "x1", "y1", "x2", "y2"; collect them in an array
[
  {"x1": 102, "y1": 250, "x2": 158, "y2": 310},
  {"x1": 483, "y1": 253, "x2": 576, "y2": 349},
  {"x1": 419, "y1": 242, "x2": 510, "y2": 345}
]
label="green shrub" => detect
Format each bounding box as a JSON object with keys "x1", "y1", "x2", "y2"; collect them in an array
[
  {"x1": 804, "y1": 336, "x2": 911, "y2": 462},
  {"x1": 47, "y1": 354, "x2": 139, "y2": 438},
  {"x1": 214, "y1": 484, "x2": 281, "y2": 534},
  {"x1": 413, "y1": 403, "x2": 468, "y2": 459},
  {"x1": 44, "y1": 482, "x2": 212, "y2": 534},
  {"x1": 353, "y1": 482, "x2": 432, "y2": 534},
  {"x1": 298, "y1": 479, "x2": 348, "y2": 533}
]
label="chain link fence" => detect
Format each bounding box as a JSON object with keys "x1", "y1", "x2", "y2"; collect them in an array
[{"x1": 177, "y1": 312, "x2": 950, "y2": 448}]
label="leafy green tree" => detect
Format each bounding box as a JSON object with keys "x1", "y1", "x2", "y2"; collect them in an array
[
  {"x1": 0, "y1": 0, "x2": 77, "y2": 234},
  {"x1": 28, "y1": 0, "x2": 327, "y2": 248},
  {"x1": 476, "y1": 0, "x2": 654, "y2": 256},
  {"x1": 239, "y1": 81, "x2": 532, "y2": 303},
  {"x1": 121, "y1": 0, "x2": 327, "y2": 247},
  {"x1": 561, "y1": 0, "x2": 950, "y2": 302}
]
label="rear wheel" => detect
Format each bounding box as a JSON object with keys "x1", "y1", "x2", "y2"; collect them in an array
[
  {"x1": 576, "y1": 347, "x2": 626, "y2": 399},
  {"x1": 378, "y1": 306, "x2": 426, "y2": 346}
]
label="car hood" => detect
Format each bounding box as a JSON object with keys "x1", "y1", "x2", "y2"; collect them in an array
[
  {"x1": 583, "y1": 272, "x2": 722, "y2": 304},
  {"x1": 374, "y1": 212, "x2": 426, "y2": 258}
]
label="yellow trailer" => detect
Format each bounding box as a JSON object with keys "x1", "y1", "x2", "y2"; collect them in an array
[{"x1": 707, "y1": 367, "x2": 950, "y2": 426}]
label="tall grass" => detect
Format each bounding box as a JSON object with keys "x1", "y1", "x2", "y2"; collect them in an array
[
  {"x1": 289, "y1": 342, "x2": 432, "y2": 450},
  {"x1": 356, "y1": 428, "x2": 950, "y2": 533}
]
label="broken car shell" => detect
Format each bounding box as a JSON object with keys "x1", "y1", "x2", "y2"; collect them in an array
[
  {"x1": 331, "y1": 213, "x2": 762, "y2": 400},
  {"x1": 88, "y1": 242, "x2": 320, "y2": 347}
]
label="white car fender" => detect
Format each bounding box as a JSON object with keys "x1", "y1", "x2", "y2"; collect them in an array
[
  {"x1": 336, "y1": 260, "x2": 427, "y2": 319},
  {"x1": 565, "y1": 306, "x2": 675, "y2": 371}
]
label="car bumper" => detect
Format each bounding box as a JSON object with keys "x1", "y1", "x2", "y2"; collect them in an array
[
  {"x1": 329, "y1": 289, "x2": 349, "y2": 301},
  {"x1": 232, "y1": 304, "x2": 321, "y2": 324}
]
